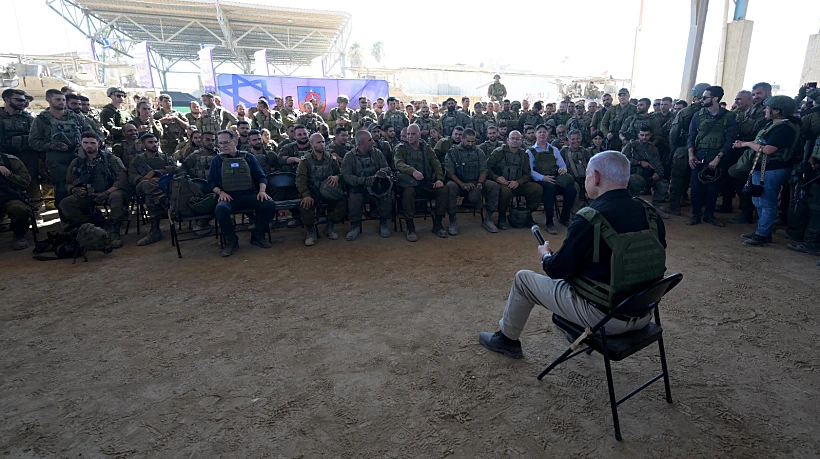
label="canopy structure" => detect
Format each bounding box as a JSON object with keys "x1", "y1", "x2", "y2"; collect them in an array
[{"x1": 47, "y1": 0, "x2": 352, "y2": 88}]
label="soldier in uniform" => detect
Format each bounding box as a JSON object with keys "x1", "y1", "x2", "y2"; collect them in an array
[
  {"x1": 295, "y1": 102, "x2": 325, "y2": 134},
  {"x1": 378, "y1": 96, "x2": 410, "y2": 135},
  {"x1": 79, "y1": 96, "x2": 102, "y2": 128},
  {"x1": 277, "y1": 125, "x2": 312, "y2": 173},
  {"x1": 99, "y1": 87, "x2": 133, "y2": 146},
  {"x1": 61, "y1": 132, "x2": 127, "y2": 247},
  {"x1": 528, "y1": 124, "x2": 575, "y2": 234},
  {"x1": 563, "y1": 129, "x2": 592, "y2": 183},
  {"x1": 552, "y1": 124, "x2": 570, "y2": 150},
  {"x1": 522, "y1": 125, "x2": 537, "y2": 149},
  {"x1": 182, "y1": 131, "x2": 217, "y2": 180},
  {"x1": 128, "y1": 133, "x2": 178, "y2": 246},
  {"x1": 590, "y1": 93, "x2": 612, "y2": 133},
  {"x1": 470, "y1": 102, "x2": 493, "y2": 144},
  {"x1": 518, "y1": 101, "x2": 545, "y2": 133},
  {"x1": 479, "y1": 125, "x2": 503, "y2": 157},
  {"x1": 547, "y1": 100, "x2": 571, "y2": 127},
  {"x1": 132, "y1": 101, "x2": 163, "y2": 141},
  {"x1": 199, "y1": 92, "x2": 237, "y2": 133},
  {"x1": 327, "y1": 126, "x2": 353, "y2": 162},
  {"x1": 185, "y1": 101, "x2": 203, "y2": 129},
  {"x1": 112, "y1": 123, "x2": 142, "y2": 171},
  {"x1": 600, "y1": 88, "x2": 636, "y2": 152},
  {"x1": 622, "y1": 126, "x2": 668, "y2": 216},
  {"x1": 665, "y1": 83, "x2": 710, "y2": 216},
  {"x1": 460, "y1": 97, "x2": 473, "y2": 117},
  {"x1": 234, "y1": 120, "x2": 251, "y2": 151},
  {"x1": 543, "y1": 103, "x2": 556, "y2": 119},
  {"x1": 686, "y1": 86, "x2": 736, "y2": 227},
  {"x1": 415, "y1": 105, "x2": 441, "y2": 143},
  {"x1": 65, "y1": 94, "x2": 105, "y2": 140},
  {"x1": 296, "y1": 133, "x2": 346, "y2": 246},
  {"x1": 487, "y1": 131, "x2": 543, "y2": 229},
  {"x1": 620, "y1": 98, "x2": 661, "y2": 144},
  {"x1": 405, "y1": 104, "x2": 418, "y2": 125},
  {"x1": 208, "y1": 129, "x2": 275, "y2": 256},
  {"x1": 727, "y1": 86, "x2": 769, "y2": 223},
  {"x1": 430, "y1": 102, "x2": 440, "y2": 121},
  {"x1": 566, "y1": 103, "x2": 591, "y2": 147},
  {"x1": 1, "y1": 89, "x2": 40, "y2": 202},
  {"x1": 0, "y1": 148, "x2": 34, "y2": 250},
  {"x1": 252, "y1": 98, "x2": 284, "y2": 144},
  {"x1": 439, "y1": 97, "x2": 472, "y2": 138},
  {"x1": 394, "y1": 124, "x2": 449, "y2": 241},
  {"x1": 154, "y1": 94, "x2": 188, "y2": 155},
  {"x1": 247, "y1": 129, "x2": 278, "y2": 175},
  {"x1": 29, "y1": 89, "x2": 96, "y2": 212},
  {"x1": 341, "y1": 130, "x2": 393, "y2": 241},
  {"x1": 433, "y1": 126, "x2": 463, "y2": 166},
  {"x1": 329, "y1": 95, "x2": 354, "y2": 133},
  {"x1": 445, "y1": 128, "x2": 500, "y2": 234},
  {"x1": 487, "y1": 74, "x2": 507, "y2": 103},
  {"x1": 351, "y1": 96, "x2": 377, "y2": 131}
]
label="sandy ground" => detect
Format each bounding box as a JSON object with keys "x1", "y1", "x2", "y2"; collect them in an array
[{"x1": 1, "y1": 209, "x2": 819, "y2": 459}]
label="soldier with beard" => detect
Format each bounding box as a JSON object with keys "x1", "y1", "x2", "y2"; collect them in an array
[
  {"x1": 497, "y1": 99, "x2": 518, "y2": 129},
  {"x1": 236, "y1": 120, "x2": 252, "y2": 151},
  {"x1": 154, "y1": 94, "x2": 188, "y2": 154},
  {"x1": 378, "y1": 97, "x2": 410, "y2": 135},
  {"x1": 439, "y1": 98, "x2": 472, "y2": 138},
  {"x1": 327, "y1": 126, "x2": 353, "y2": 163},
  {"x1": 247, "y1": 129, "x2": 278, "y2": 174},
  {"x1": 341, "y1": 130, "x2": 393, "y2": 241},
  {"x1": 296, "y1": 133, "x2": 345, "y2": 246},
  {"x1": 433, "y1": 126, "x2": 463, "y2": 166},
  {"x1": 252, "y1": 98, "x2": 284, "y2": 144},
  {"x1": 182, "y1": 131, "x2": 217, "y2": 180},
  {"x1": 277, "y1": 125, "x2": 311, "y2": 173},
  {"x1": 664, "y1": 83, "x2": 710, "y2": 216},
  {"x1": 1, "y1": 89, "x2": 40, "y2": 202},
  {"x1": 487, "y1": 131, "x2": 543, "y2": 229},
  {"x1": 445, "y1": 128, "x2": 500, "y2": 234},
  {"x1": 600, "y1": 89, "x2": 636, "y2": 152},
  {"x1": 112, "y1": 123, "x2": 142, "y2": 171},
  {"x1": 590, "y1": 93, "x2": 612, "y2": 133},
  {"x1": 65, "y1": 94, "x2": 105, "y2": 140},
  {"x1": 620, "y1": 98, "x2": 661, "y2": 143},
  {"x1": 351, "y1": 96, "x2": 377, "y2": 131},
  {"x1": 415, "y1": 105, "x2": 441, "y2": 143},
  {"x1": 479, "y1": 125, "x2": 503, "y2": 157},
  {"x1": 518, "y1": 101, "x2": 545, "y2": 133},
  {"x1": 130, "y1": 133, "x2": 179, "y2": 246},
  {"x1": 547, "y1": 100, "x2": 571, "y2": 127}
]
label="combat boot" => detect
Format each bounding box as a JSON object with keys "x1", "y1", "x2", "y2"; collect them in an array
[
  {"x1": 432, "y1": 216, "x2": 448, "y2": 238},
  {"x1": 497, "y1": 212, "x2": 509, "y2": 230},
  {"x1": 483, "y1": 211, "x2": 498, "y2": 233},
  {"x1": 12, "y1": 235, "x2": 28, "y2": 251},
  {"x1": 110, "y1": 220, "x2": 123, "y2": 249},
  {"x1": 324, "y1": 221, "x2": 338, "y2": 240},
  {"x1": 346, "y1": 222, "x2": 362, "y2": 241},
  {"x1": 448, "y1": 214, "x2": 458, "y2": 236},
  {"x1": 405, "y1": 219, "x2": 417, "y2": 242},
  {"x1": 305, "y1": 225, "x2": 318, "y2": 246},
  {"x1": 137, "y1": 217, "x2": 163, "y2": 246},
  {"x1": 379, "y1": 218, "x2": 391, "y2": 238}
]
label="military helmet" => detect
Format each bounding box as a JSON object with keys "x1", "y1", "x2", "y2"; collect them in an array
[
  {"x1": 337, "y1": 94, "x2": 349, "y2": 104},
  {"x1": 763, "y1": 95, "x2": 796, "y2": 117},
  {"x1": 691, "y1": 83, "x2": 710, "y2": 99},
  {"x1": 697, "y1": 165, "x2": 722, "y2": 184},
  {"x1": 511, "y1": 100, "x2": 522, "y2": 110},
  {"x1": 494, "y1": 74, "x2": 501, "y2": 79},
  {"x1": 320, "y1": 181, "x2": 345, "y2": 201},
  {"x1": 508, "y1": 208, "x2": 529, "y2": 228},
  {"x1": 627, "y1": 174, "x2": 647, "y2": 195},
  {"x1": 368, "y1": 176, "x2": 393, "y2": 197}
]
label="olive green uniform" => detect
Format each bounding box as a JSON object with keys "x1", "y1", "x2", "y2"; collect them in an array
[
  {"x1": 487, "y1": 145, "x2": 542, "y2": 216},
  {"x1": 129, "y1": 152, "x2": 178, "y2": 218},
  {"x1": 561, "y1": 146, "x2": 591, "y2": 181},
  {"x1": 666, "y1": 102, "x2": 702, "y2": 212},
  {"x1": 112, "y1": 140, "x2": 143, "y2": 171},
  {"x1": 379, "y1": 110, "x2": 410, "y2": 134},
  {"x1": 496, "y1": 110, "x2": 518, "y2": 130},
  {"x1": 439, "y1": 110, "x2": 471, "y2": 138},
  {"x1": 433, "y1": 136, "x2": 458, "y2": 166},
  {"x1": 415, "y1": 115, "x2": 442, "y2": 142},
  {"x1": 622, "y1": 141, "x2": 667, "y2": 205},
  {"x1": 326, "y1": 140, "x2": 353, "y2": 163},
  {"x1": 445, "y1": 144, "x2": 500, "y2": 214},
  {"x1": 296, "y1": 113, "x2": 325, "y2": 134},
  {"x1": 394, "y1": 142, "x2": 448, "y2": 219},
  {"x1": 183, "y1": 148, "x2": 218, "y2": 180},
  {"x1": 99, "y1": 103, "x2": 133, "y2": 145},
  {"x1": 153, "y1": 108, "x2": 187, "y2": 154},
  {"x1": 600, "y1": 103, "x2": 636, "y2": 151},
  {"x1": 351, "y1": 108, "x2": 378, "y2": 131},
  {"x1": 295, "y1": 152, "x2": 346, "y2": 226},
  {"x1": 0, "y1": 153, "x2": 33, "y2": 237},
  {"x1": 0, "y1": 108, "x2": 41, "y2": 200},
  {"x1": 199, "y1": 106, "x2": 237, "y2": 133},
  {"x1": 277, "y1": 142, "x2": 312, "y2": 173},
  {"x1": 488, "y1": 82, "x2": 507, "y2": 102},
  {"x1": 479, "y1": 139, "x2": 504, "y2": 157},
  {"x1": 619, "y1": 112, "x2": 661, "y2": 142},
  {"x1": 328, "y1": 107, "x2": 354, "y2": 133},
  {"x1": 252, "y1": 110, "x2": 284, "y2": 143},
  {"x1": 471, "y1": 114, "x2": 494, "y2": 143},
  {"x1": 566, "y1": 115, "x2": 591, "y2": 146},
  {"x1": 341, "y1": 147, "x2": 392, "y2": 223},
  {"x1": 132, "y1": 117, "x2": 164, "y2": 144},
  {"x1": 61, "y1": 152, "x2": 127, "y2": 224}
]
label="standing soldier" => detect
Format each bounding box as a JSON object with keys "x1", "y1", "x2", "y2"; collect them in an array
[
  {"x1": 341, "y1": 130, "x2": 393, "y2": 241},
  {"x1": 566, "y1": 102, "x2": 592, "y2": 146},
  {"x1": 439, "y1": 97, "x2": 471, "y2": 138},
  {"x1": 0, "y1": 148, "x2": 34, "y2": 250},
  {"x1": 61, "y1": 132, "x2": 128, "y2": 247},
  {"x1": 65, "y1": 94, "x2": 105, "y2": 140},
  {"x1": 379, "y1": 97, "x2": 410, "y2": 135},
  {"x1": 296, "y1": 133, "x2": 346, "y2": 246},
  {"x1": 488, "y1": 74, "x2": 507, "y2": 103},
  {"x1": 394, "y1": 124, "x2": 449, "y2": 241},
  {"x1": 686, "y1": 85, "x2": 736, "y2": 227},
  {"x1": 132, "y1": 101, "x2": 163, "y2": 142},
  {"x1": 1, "y1": 89, "x2": 40, "y2": 203},
  {"x1": 351, "y1": 96, "x2": 377, "y2": 131},
  {"x1": 620, "y1": 98, "x2": 661, "y2": 143},
  {"x1": 415, "y1": 105, "x2": 441, "y2": 143},
  {"x1": 547, "y1": 100, "x2": 571, "y2": 127},
  {"x1": 590, "y1": 93, "x2": 612, "y2": 133},
  {"x1": 518, "y1": 101, "x2": 545, "y2": 133},
  {"x1": 665, "y1": 83, "x2": 710, "y2": 216},
  {"x1": 487, "y1": 130, "x2": 543, "y2": 229},
  {"x1": 251, "y1": 98, "x2": 284, "y2": 144},
  {"x1": 154, "y1": 94, "x2": 188, "y2": 154},
  {"x1": 99, "y1": 87, "x2": 133, "y2": 146},
  {"x1": 28, "y1": 89, "x2": 96, "y2": 212},
  {"x1": 199, "y1": 92, "x2": 237, "y2": 133},
  {"x1": 444, "y1": 128, "x2": 500, "y2": 234},
  {"x1": 600, "y1": 88, "x2": 636, "y2": 152}
]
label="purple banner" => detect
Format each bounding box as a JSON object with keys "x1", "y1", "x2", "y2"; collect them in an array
[
  {"x1": 217, "y1": 74, "x2": 389, "y2": 115},
  {"x1": 132, "y1": 41, "x2": 154, "y2": 88}
]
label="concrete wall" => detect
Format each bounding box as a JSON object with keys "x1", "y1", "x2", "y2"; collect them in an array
[
  {"x1": 801, "y1": 33, "x2": 820, "y2": 85},
  {"x1": 720, "y1": 19, "x2": 754, "y2": 100}
]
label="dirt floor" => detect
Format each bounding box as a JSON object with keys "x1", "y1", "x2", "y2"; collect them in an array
[{"x1": 1, "y1": 209, "x2": 819, "y2": 459}]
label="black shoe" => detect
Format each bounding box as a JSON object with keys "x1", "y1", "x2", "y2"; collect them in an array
[
  {"x1": 221, "y1": 240, "x2": 239, "y2": 257},
  {"x1": 250, "y1": 236, "x2": 272, "y2": 248},
  {"x1": 686, "y1": 216, "x2": 701, "y2": 225},
  {"x1": 787, "y1": 243, "x2": 819, "y2": 256},
  {"x1": 743, "y1": 233, "x2": 770, "y2": 246},
  {"x1": 775, "y1": 229, "x2": 802, "y2": 242},
  {"x1": 728, "y1": 213, "x2": 754, "y2": 224},
  {"x1": 544, "y1": 221, "x2": 558, "y2": 235},
  {"x1": 740, "y1": 232, "x2": 755, "y2": 240},
  {"x1": 703, "y1": 215, "x2": 724, "y2": 227},
  {"x1": 478, "y1": 331, "x2": 523, "y2": 359}
]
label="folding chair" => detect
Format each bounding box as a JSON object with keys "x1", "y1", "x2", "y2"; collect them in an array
[
  {"x1": 0, "y1": 194, "x2": 40, "y2": 243},
  {"x1": 267, "y1": 172, "x2": 301, "y2": 229},
  {"x1": 168, "y1": 178, "x2": 218, "y2": 258},
  {"x1": 537, "y1": 272, "x2": 683, "y2": 441},
  {"x1": 393, "y1": 184, "x2": 432, "y2": 232},
  {"x1": 124, "y1": 193, "x2": 149, "y2": 235}
]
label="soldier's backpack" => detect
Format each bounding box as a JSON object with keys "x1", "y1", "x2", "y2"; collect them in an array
[
  {"x1": 169, "y1": 172, "x2": 204, "y2": 220},
  {"x1": 32, "y1": 223, "x2": 112, "y2": 263}
]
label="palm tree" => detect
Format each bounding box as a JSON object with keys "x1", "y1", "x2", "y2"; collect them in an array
[
  {"x1": 348, "y1": 43, "x2": 364, "y2": 68},
  {"x1": 371, "y1": 42, "x2": 384, "y2": 66}
]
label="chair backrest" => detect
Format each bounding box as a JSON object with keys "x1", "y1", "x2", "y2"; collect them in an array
[
  {"x1": 267, "y1": 172, "x2": 296, "y2": 189},
  {"x1": 610, "y1": 273, "x2": 683, "y2": 317},
  {"x1": 191, "y1": 178, "x2": 210, "y2": 195}
]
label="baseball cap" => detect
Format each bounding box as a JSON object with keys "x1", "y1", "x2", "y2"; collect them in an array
[
  {"x1": 107, "y1": 87, "x2": 125, "y2": 96},
  {"x1": 617, "y1": 88, "x2": 630, "y2": 95}
]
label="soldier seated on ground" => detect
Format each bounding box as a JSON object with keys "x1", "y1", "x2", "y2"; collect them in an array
[
  {"x1": 0, "y1": 151, "x2": 34, "y2": 250},
  {"x1": 208, "y1": 129, "x2": 276, "y2": 257},
  {"x1": 296, "y1": 133, "x2": 346, "y2": 246},
  {"x1": 444, "y1": 128, "x2": 500, "y2": 234},
  {"x1": 622, "y1": 126, "x2": 669, "y2": 219},
  {"x1": 60, "y1": 132, "x2": 128, "y2": 248}
]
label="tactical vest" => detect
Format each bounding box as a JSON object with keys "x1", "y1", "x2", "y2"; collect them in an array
[
  {"x1": 190, "y1": 151, "x2": 216, "y2": 180},
  {"x1": 754, "y1": 119, "x2": 802, "y2": 163},
  {"x1": 451, "y1": 147, "x2": 481, "y2": 182},
  {"x1": 440, "y1": 112, "x2": 460, "y2": 136},
  {"x1": 219, "y1": 152, "x2": 253, "y2": 192},
  {"x1": 1, "y1": 111, "x2": 33, "y2": 153},
  {"x1": 528, "y1": 146, "x2": 558, "y2": 176},
  {"x1": 497, "y1": 110, "x2": 516, "y2": 124},
  {"x1": 490, "y1": 83, "x2": 505, "y2": 97},
  {"x1": 521, "y1": 112, "x2": 541, "y2": 128},
  {"x1": 48, "y1": 113, "x2": 83, "y2": 149},
  {"x1": 472, "y1": 115, "x2": 490, "y2": 141},
  {"x1": 353, "y1": 151, "x2": 380, "y2": 178},
  {"x1": 199, "y1": 107, "x2": 226, "y2": 133},
  {"x1": 158, "y1": 111, "x2": 182, "y2": 138},
  {"x1": 496, "y1": 148, "x2": 525, "y2": 180},
  {"x1": 253, "y1": 153, "x2": 272, "y2": 174},
  {"x1": 280, "y1": 144, "x2": 311, "y2": 173},
  {"x1": 382, "y1": 111, "x2": 405, "y2": 133},
  {"x1": 305, "y1": 153, "x2": 335, "y2": 193},
  {"x1": 550, "y1": 112, "x2": 570, "y2": 126},
  {"x1": 608, "y1": 104, "x2": 634, "y2": 133},
  {"x1": 74, "y1": 153, "x2": 116, "y2": 193},
  {"x1": 401, "y1": 144, "x2": 433, "y2": 180},
  {"x1": 623, "y1": 113, "x2": 651, "y2": 140},
  {"x1": 694, "y1": 108, "x2": 731, "y2": 150},
  {"x1": 416, "y1": 117, "x2": 436, "y2": 136},
  {"x1": 674, "y1": 104, "x2": 700, "y2": 146},
  {"x1": 567, "y1": 198, "x2": 666, "y2": 309},
  {"x1": 300, "y1": 113, "x2": 322, "y2": 132}
]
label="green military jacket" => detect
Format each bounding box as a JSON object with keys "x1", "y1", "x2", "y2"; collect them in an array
[
  {"x1": 128, "y1": 152, "x2": 177, "y2": 186},
  {"x1": 620, "y1": 112, "x2": 661, "y2": 141},
  {"x1": 99, "y1": 103, "x2": 133, "y2": 143},
  {"x1": 486, "y1": 145, "x2": 532, "y2": 183},
  {"x1": 394, "y1": 141, "x2": 444, "y2": 182},
  {"x1": 0, "y1": 153, "x2": 31, "y2": 198},
  {"x1": 600, "y1": 103, "x2": 637, "y2": 137},
  {"x1": 66, "y1": 151, "x2": 128, "y2": 194}
]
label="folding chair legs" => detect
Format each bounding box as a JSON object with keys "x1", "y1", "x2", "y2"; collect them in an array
[
  {"x1": 601, "y1": 335, "x2": 623, "y2": 441},
  {"x1": 657, "y1": 337, "x2": 673, "y2": 403},
  {"x1": 536, "y1": 346, "x2": 590, "y2": 380}
]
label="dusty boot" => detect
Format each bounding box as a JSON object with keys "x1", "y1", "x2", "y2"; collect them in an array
[
  {"x1": 483, "y1": 211, "x2": 498, "y2": 233},
  {"x1": 193, "y1": 219, "x2": 214, "y2": 237},
  {"x1": 405, "y1": 219, "x2": 417, "y2": 242},
  {"x1": 497, "y1": 212, "x2": 509, "y2": 230},
  {"x1": 110, "y1": 220, "x2": 123, "y2": 249},
  {"x1": 137, "y1": 217, "x2": 163, "y2": 246},
  {"x1": 12, "y1": 234, "x2": 28, "y2": 250},
  {"x1": 287, "y1": 213, "x2": 302, "y2": 228},
  {"x1": 305, "y1": 225, "x2": 318, "y2": 246},
  {"x1": 448, "y1": 214, "x2": 458, "y2": 236},
  {"x1": 346, "y1": 222, "x2": 362, "y2": 241},
  {"x1": 379, "y1": 218, "x2": 391, "y2": 238},
  {"x1": 432, "y1": 215, "x2": 448, "y2": 238},
  {"x1": 324, "y1": 221, "x2": 339, "y2": 240}
]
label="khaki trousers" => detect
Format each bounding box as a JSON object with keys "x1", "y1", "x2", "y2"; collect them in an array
[{"x1": 499, "y1": 270, "x2": 651, "y2": 340}]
